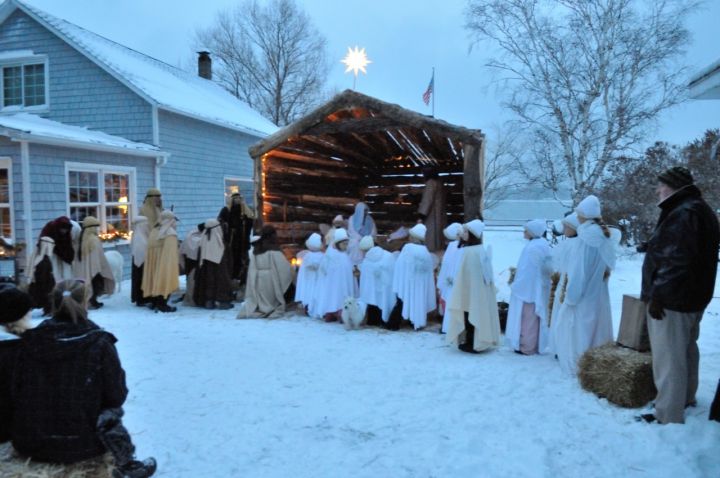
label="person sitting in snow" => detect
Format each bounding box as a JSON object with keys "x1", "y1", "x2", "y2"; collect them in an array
[
  {"x1": 505, "y1": 219, "x2": 552, "y2": 355},
  {"x1": 554, "y1": 195, "x2": 616, "y2": 375},
  {"x1": 26, "y1": 236, "x2": 56, "y2": 315},
  {"x1": 0, "y1": 285, "x2": 33, "y2": 443},
  {"x1": 437, "y1": 222, "x2": 465, "y2": 334},
  {"x1": 446, "y1": 219, "x2": 501, "y2": 353},
  {"x1": 294, "y1": 232, "x2": 324, "y2": 317},
  {"x1": 357, "y1": 235, "x2": 396, "y2": 326},
  {"x1": 316, "y1": 228, "x2": 355, "y2": 322},
  {"x1": 387, "y1": 223, "x2": 436, "y2": 331},
  {"x1": 10, "y1": 279, "x2": 156, "y2": 478},
  {"x1": 194, "y1": 219, "x2": 234, "y2": 310},
  {"x1": 74, "y1": 216, "x2": 115, "y2": 310},
  {"x1": 237, "y1": 226, "x2": 294, "y2": 318}
]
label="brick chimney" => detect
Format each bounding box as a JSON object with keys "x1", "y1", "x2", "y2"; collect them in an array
[{"x1": 197, "y1": 51, "x2": 212, "y2": 80}]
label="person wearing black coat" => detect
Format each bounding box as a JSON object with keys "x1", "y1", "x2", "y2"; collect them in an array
[
  {"x1": 0, "y1": 285, "x2": 33, "y2": 443},
  {"x1": 11, "y1": 279, "x2": 156, "y2": 477},
  {"x1": 638, "y1": 167, "x2": 720, "y2": 425},
  {"x1": 218, "y1": 192, "x2": 255, "y2": 286}
]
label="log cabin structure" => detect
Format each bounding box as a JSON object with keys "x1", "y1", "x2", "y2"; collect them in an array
[{"x1": 248, "y1": 90, "x2": 485, "y2": 246}]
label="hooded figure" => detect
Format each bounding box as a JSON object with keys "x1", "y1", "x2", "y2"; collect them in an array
[
  {"x1": 218, "y1": 193, "x2": 255, "y2": 285},
  {"x1": 0, "y1": 285, "x2": 33, "y2": 443},
  {"x1": 437, "y1": 222, "x2": 465, "y2": 334},
  {"x1": 180, "y1": 222, "x2": 205, "y2": 306},
  {"x1": 130, "y1": 216, "x2": 150, "y2": 307},
  {"x1": 294, "y1": 233, "x2": 324, "y2": 317},
  {"x1": 347, "y1": 202, "x2": 377, "y2": 265},
  {"x1": 417, "y1": 166, "x2": 447, "y2": 252},
  {"x1": 194, "y1": 219, "x2": 234, "y2": 310},
  {"x1": 237, "y1": 226, "x2": 294, "y2": 318},
  {"x1": 358, "y1": 235, "x2": 397, "y2": 325},
  {"x1": 554, "y1": 196, "x2": 616, "y2": 374},
  {"x1": 39, "y1": 216, "x2": 76, "y2": 281},
  {"x1": 388, "y1": 223, "x2": 436, "y2": 330},
  {"x1": 27, "y1": 236, "x2": 56, "y2": 314},
  {"x1": 447, "y1": 220, "x2": 501, "y2": 353},
  {"x1": 139, "y1": 188, "x2": 162, "y2": 227},
  {"x1": 323, "y1": 215, "x2": 347, "y2": 249},
  {"x1": 142, "y1": 210, "x2": 179, "y2": 312},
  {"x1": 505, "y1": 219, "x2": 552, "y2": 355},
  {"x1": 74, "y1": 216, "x2": 115, "y2": 310},
  {"x1": 315, "y1": 227, "x2": 355, "y2": 321}
]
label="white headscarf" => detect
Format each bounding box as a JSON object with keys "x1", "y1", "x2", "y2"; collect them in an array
[
  {"x1": 524, "y1": 219, "x2": 547, "y2": 239},
  {"x1": 443, "y1": 222, "x2": 463, "y2": 241},
  {"x1": 359, "y1": 235, "x2": 375, "y2": 251},
  {"x1": 305, "y1": 233, "x2": 322, "y2": 251},
  {"x1": 409, "y1": 223, "x2": 427, "y2": 241},
  {"x1": 131, "y1": 216, "x2": 150, "y2": 267},
  {"x1": 561, "y1": 213, "x2": 580, "y2": 231},
  {"x1": 464, "y1": 219, "x2": 485, "y2": 239},
  {"x1": 576, "y1": 195, "x2": 602, "y2": 219},
  {"x1": 333, "y1": 228, "x2": 349, "y2": 245},
  {"x1": 350, "y1": 202, "x2": 375, "y2": 237},
  {"x1": 199, "y1": 219, "x2": 225, "y2": 266}
]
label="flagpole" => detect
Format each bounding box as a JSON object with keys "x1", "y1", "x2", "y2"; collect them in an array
[{"x1": 432, "y1": 67, "x2": 435, "y2": 117}]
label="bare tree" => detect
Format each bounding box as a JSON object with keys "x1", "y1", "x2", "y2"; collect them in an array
[
  {"x1": 465, "y1": 0, "x2": 697, "y2": 203},
  {"x1": 196, "y1": 0, "x2": 329, "y2": 126},
  {"x1": 483, "y1": 125, "x2": 537, "y2": 211}
]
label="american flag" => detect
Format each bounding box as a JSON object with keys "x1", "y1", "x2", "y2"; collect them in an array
[{"x1": 422, "y1": 73, "x2": 434, "y2": 105}]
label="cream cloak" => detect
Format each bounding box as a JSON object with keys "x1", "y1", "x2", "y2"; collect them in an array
[
  {"x1": 238, "y1": 250, "x2": 294, "y2": 318},
  {"x1": 294, "y1": 250, "x2": 324, "y2": 316},
  {"x1": 446, "y1": 244, "x2": 501, "y2": 351},
  {"x1": 74, "y1": 232, "x2": 115, "y2": 297},
  {"x1": 142, "y1": 224, "x2": 179, "y2": 298},
  {"x1": 554, "y1": 222, "x2": 615, "y2": 374},
  {"x1": 437, "y1": 240, "x2": 464, "y2": 333},
  {"x1": 358, "y1": 246, "x2": 397, "y2": 322},
  {"x1": 505, "y1": 237, "x2": 552, "y2": 352},
  {"x1": 392, "y1": 242, "x2": 436, "y2": 329}
]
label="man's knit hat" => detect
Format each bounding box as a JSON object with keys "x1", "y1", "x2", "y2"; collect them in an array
[
  {"x1": 0, "y1": 285, "x2": 33, "y2": 324},
  {"x1": 658, "y1": 166, "x2": 693, "y2": 190}
]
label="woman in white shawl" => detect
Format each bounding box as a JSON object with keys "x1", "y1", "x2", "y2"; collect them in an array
[
  {"x1": 316, "y1": 228, "x2": 355, "y2": 322},
  {"x1": 347, "y1": 202, "x2": 377, "y2": 265},
  {"x1": 546, "y1": 213, "x2": 580, "y2": 355},
  {"x1": 505, "y1": 219, "x2": 552, "y2": 355},
  {"x1": 358, "y1": 235, "x2": 397, "y2": 325},
  {"x1": 390, "y1": 223, "x2": 436, "y2": 330},
  {"x1": 447, "y1": 220, "x2": 501, "y2": 353},
  {"x1": 554, "y1": 195, "x2": 616, "y2": 374},
  {"x1": 130, "y1": 216, "x2": 150, "y2": 307},
  {"x1": 437, "y1": 222, "x2": 465, "y2": 334},
  {"x1": 74, "y1": 216, "x2": 115, "y2": 309},
  {"x1": 294, "y1": 233, "x2": 324, "y2": 317}
]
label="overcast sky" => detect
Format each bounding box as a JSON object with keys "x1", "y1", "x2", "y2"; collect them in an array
[{"x1": 25, "y1": 0, "x2": 720, "y2": 149}]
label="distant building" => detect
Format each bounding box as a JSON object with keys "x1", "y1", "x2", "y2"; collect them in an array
[{"x1": 0, "y1": 0, "x2": 276, "y2": 279}]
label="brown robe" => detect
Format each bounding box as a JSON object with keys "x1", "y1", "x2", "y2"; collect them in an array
[{"x1": 418, "y1": 177, "x2": 447, "y2": 252}]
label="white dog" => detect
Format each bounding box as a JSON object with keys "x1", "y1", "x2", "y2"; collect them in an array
[
  {"x1": 104, "y1": 250, "x2": 124, "y2": 293},
  {"x1": 341, "y1": 296, "x2": 366, "y2": 330}
]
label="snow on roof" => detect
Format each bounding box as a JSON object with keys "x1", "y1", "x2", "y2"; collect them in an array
[
  {"x1": 10, "y1": 0, "x2": 278, "y2": 137},
  {"x1": 0, "y1": 112, "x2": 162, "y2": 155}
]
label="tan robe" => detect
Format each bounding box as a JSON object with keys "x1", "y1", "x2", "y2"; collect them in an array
[
  {"x1": 418, "y1": 177, "x2": 446, "y2": 252},
  {"x1": 142, "y1": 231, "x2": 179, "y2": 298},
  {"x1": 73, "y1": 234, "x2": 115, "y2": 297},
  {"x1": 237, "y1": 250, "x2": 293, "y2": 318}
]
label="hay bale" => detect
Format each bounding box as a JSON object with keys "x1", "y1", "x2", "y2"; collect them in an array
[
  {"x1": 0, "y1": 442, "x2": 115, "y2": 478},
  {"x1": 578, "y1": 343, "x2": 656, "y2": 408}
]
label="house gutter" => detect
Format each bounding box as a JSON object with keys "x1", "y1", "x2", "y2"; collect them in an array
[{"x1": 19, "y1": 141, "x2": 32, "y2": 252}]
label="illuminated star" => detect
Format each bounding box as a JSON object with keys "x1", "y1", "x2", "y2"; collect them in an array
[{"x1": 341, "y1": 46, "x2": 371, "y2": 76}]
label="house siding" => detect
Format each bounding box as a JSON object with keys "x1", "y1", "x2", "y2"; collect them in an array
[
  {"x1": 158, "y1": 110, "x2": 258, "y2": 237},
  {"x1": 0, "y1": 9, "x2": 154, "y2": 144}
]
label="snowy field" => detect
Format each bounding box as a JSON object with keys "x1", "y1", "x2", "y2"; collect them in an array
[{"x1": 38, "y1": 228, "x2": 719, "y2": 478}]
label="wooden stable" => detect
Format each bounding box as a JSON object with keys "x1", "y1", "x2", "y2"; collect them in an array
[{"x1": 249, "y1": 90, "x2": 485, "y2": 246}]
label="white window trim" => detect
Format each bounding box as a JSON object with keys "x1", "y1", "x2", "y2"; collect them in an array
[
  {"x1": 0, "y1": 53, "x2": 50, "y2": 113},
  {"x1": 0, "y1": 157, "x2": 14, "y2": 242},
  {"x1": 64, "y1": 162, "x2": 137, "y2": 234}
]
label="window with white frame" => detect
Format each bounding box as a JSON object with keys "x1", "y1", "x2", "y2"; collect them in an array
[
  {"x1": 1, "y1": 55, "x2": 48, "y2": 110},
  {"x1": 67, "y1": 164, "x2": 135, "y2": 235},
  {"x1": 0, "y1": 159, "x2": 12, "y2": 239},
  {"x1": 224, "y1": 176, "x2": 254, "y2": 206}
]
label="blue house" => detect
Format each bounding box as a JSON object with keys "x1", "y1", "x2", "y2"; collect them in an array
[{"x1": 0, "y1": 0, "x2": 276, "y2": 279}]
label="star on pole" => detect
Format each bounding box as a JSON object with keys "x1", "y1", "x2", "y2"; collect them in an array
[{"x1": 341, "y1": 46, "x2": 371, "y2": 89}]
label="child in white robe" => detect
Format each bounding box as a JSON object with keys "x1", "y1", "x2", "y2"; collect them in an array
[
  {"x1": 389, "y1": 223, "x2": 436, "y2": 330},
  {"x1": 505, "y1": 219, "x2": 552, "y2": 355},
  {"x1": 294, "y1": 233, "x2": 324, "y2": 317},
  {"x1": 358, "y1": 235, "x2": 396, "y2": 325},
  {"x1": 437, "y1": 222, "x2": 465, "y2": 334},
  {"x1": 547, "y1": 213, "x2": 580, "y2": 355},
  {"x1": 554, "y1": 195, "x2": 616, "y2": 374},
  {"x1": 447, "y1": 220, "x2": 501, "y2": 353},
  {"x1": 316, "y1": 228, "x2": 355, "y2": 322}
]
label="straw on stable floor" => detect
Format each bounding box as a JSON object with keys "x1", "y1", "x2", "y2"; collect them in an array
[
  {"x1": 578, "y1": 343, "x2": 657, "y2": 408},
  {"x1": 0, "y1": 443, "x2": 114, "y2": 478}
]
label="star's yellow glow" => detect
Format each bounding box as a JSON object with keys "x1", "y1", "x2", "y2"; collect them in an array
[{"x1": 341, "y1": 46, "x2": 371, "y2": 76}]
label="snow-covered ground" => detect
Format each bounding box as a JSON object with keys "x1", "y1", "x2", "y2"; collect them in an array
[{"x1": 40, "y1": 228, "x2": 719, "y2": 477}]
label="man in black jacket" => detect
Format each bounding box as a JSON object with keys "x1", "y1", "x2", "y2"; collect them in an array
[
  {"x1": 11, "y1": 279, "x2": 156, "y2": 477},
  {"x1": 639, "y1": 166, "x2": 720, "y2": 424}
]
